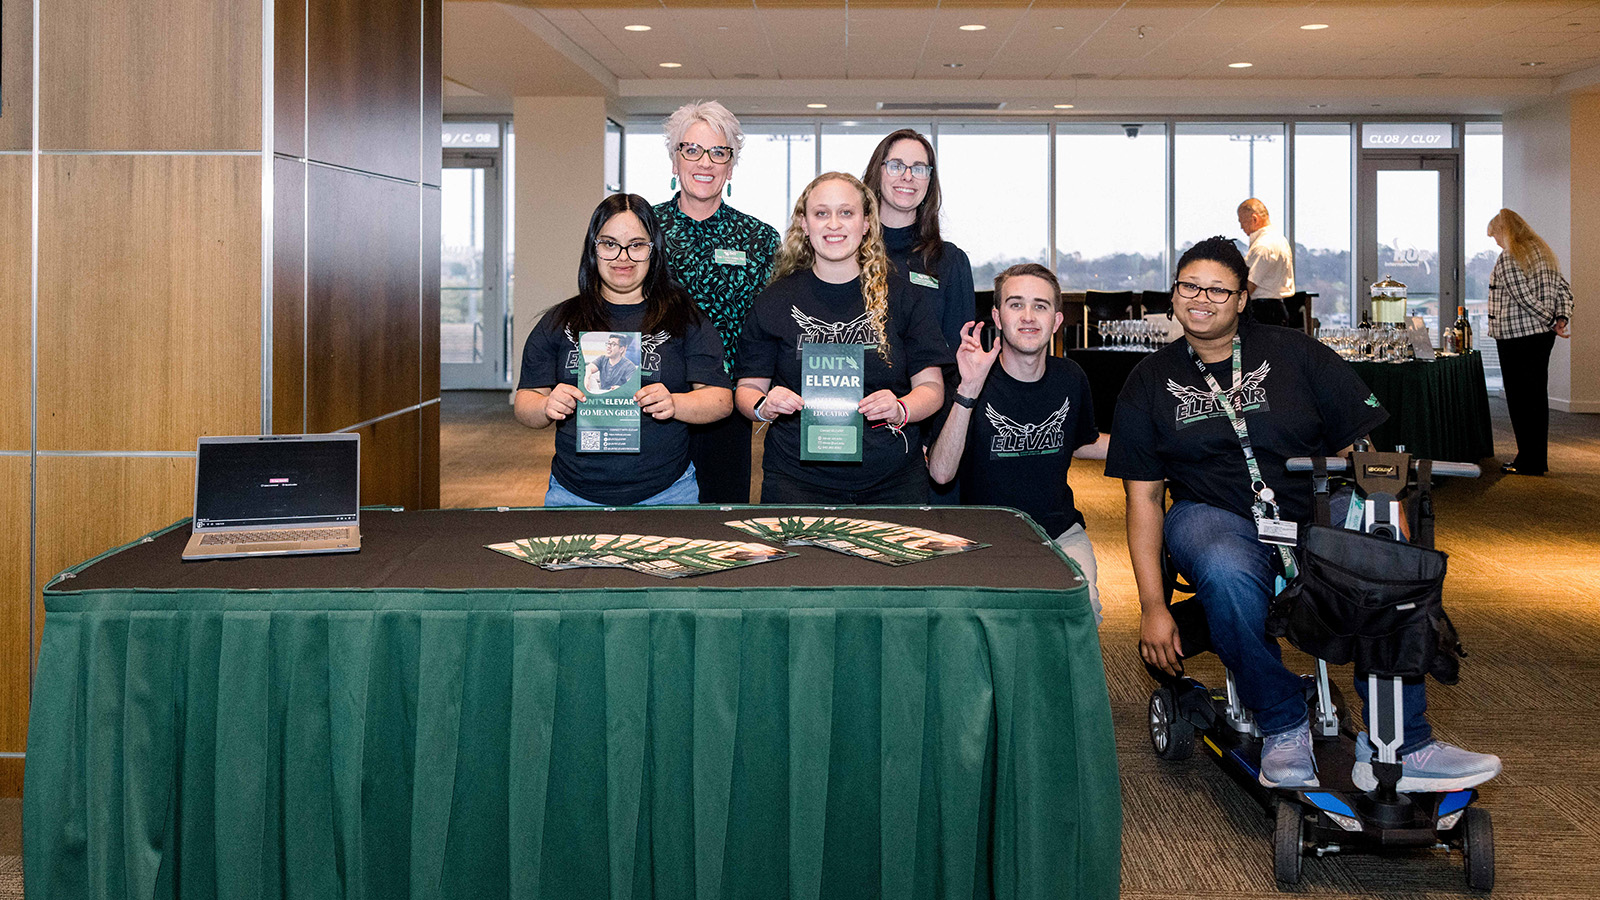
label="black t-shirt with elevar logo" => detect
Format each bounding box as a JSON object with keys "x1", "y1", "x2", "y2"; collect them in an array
[
  {"x1": 735, "y1": 271, "x2": 953, "y2": 492},
  {"x1": 1104, "y1": 321, "x2": 1388, "y2": 524},
  {"x1": 953, "y1": 356, "x2": 1100, "y2": 537},
  {"x1": 519, "y1": 299, "x2": 729, "y2": 505}
]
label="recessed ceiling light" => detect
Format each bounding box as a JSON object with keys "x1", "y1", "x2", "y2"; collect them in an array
[
  {"x1": 1523, "y1": 61, "x2": 1546, "y2": 67},
  {"x1": 1300, "y1": 23, "x2": 1330, "y2": 31},
  {"x1": 1054, "y1": 103, "x2": 1075, "y2": 109},
  {"x1": 944, "y1": 62, "x2": 965, "y2": 68},
  {"x1": 959, "y1": 24, "x2": 987, "y2": 31},
  {"x1": 806, "y1": 103, "x2": 828, "y2": 109},
  {"x1": 717, "y1": 25, "x2": 729, "y2": 31},
  {"x1": 624, "y1": 24, "x2": 651, "y2": 32},
  {"x1": 1308, "y1": 103, "x2": 1328, "y2": 108},
  {"x1": 1228, "y1": 62, "x2": 1253, "y2": 68},
  {"x1": 659, "y1": 62, "x2": 682, "y2": 68},
  {"x1": 1053, "y1": 25, "x2": 1065, "y2": 31}
]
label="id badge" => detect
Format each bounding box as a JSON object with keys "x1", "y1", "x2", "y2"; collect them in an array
[
  {"x1": 909, "y1": 271, "x2": 939, "y2": 289},
  {"x1": 1258, "y1": 518, "x2": 1299, "y2": 546},
  {"x1": 713, "y1": 248, "x2": 747, "y2": 266}
]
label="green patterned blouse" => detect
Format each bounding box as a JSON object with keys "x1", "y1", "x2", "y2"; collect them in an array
[{"x1": 654, "y1": 196, "x2": 781, "y2": 374}]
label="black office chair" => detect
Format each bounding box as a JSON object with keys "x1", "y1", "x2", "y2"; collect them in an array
[
  {"x1": 1084, "y1": 290, "x2": 1136, "y2": 347},
  {"x1": 1140, "y1": 289, "x2": 1173, "y2": 316},
  {"x1": 974, "y1": 289, "x2": 995, "y2": 325},
  {"x1": 1284, "y1": 291, "x2": 1314, "y2": 334},
  {"x1": 1250, "y1": 296, "x2": 1290, "y2": 327}
]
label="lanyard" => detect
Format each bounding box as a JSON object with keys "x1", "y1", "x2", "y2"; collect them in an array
[{"x1": 1186, "y1": 336, "x2": 1298, "y2": 577}]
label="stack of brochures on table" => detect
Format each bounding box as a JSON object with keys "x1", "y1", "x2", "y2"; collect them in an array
[
  {"x1": 724, "y1": 516, "x2": 988, "y2": 567},
  {"x1": 486, "y1": 533, "x2": 794, "y2": 579}
]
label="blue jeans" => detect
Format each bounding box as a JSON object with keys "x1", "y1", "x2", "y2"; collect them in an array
[
  {"x1": 1164, "y1": 500, "x2": 1431, "y2": 751},
  {"x1": 544, "y1": 463, "x2": 701, "y2": 508}
]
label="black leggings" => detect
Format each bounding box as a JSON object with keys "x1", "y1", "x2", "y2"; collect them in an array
[{"x1": 1497, "y1": 330, "x2": 1557, "y2": 473}]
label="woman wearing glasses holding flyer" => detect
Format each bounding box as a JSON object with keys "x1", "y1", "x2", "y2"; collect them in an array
[
  {"x1": 514, "y1": 193, "x2": 732, "y2": 507},
  {"x1": 652, "y1": 101, "x2": 781, "y2": 503},
  {"x1": 734, "y1": 172, "x2": 951, "y2": 504}
]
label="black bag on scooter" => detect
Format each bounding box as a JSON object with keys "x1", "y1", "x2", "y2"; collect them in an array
[{"x1": 1267, "y1": 524, "x2": 1463, "y2": 684}]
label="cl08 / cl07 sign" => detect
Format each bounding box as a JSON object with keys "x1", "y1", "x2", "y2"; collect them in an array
[
  {"x1": 442, "y1": 123, "x2": 500, "y2": 149},
  {"x1": 1361, "y1": 124, "x2": 1454, "y2": 150}
]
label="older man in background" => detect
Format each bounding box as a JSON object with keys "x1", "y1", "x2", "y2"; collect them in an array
[{"x1": 1237, "y1": 198, "x2": 1295, "y2": 300}]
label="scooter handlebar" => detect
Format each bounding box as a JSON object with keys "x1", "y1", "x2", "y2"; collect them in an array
[{"x1": 1285, "y1": 456, "x2": 1481, "y2": 478}]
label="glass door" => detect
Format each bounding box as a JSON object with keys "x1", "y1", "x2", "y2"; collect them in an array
[
  {"x1": 440, "y1": 151, "x2": 506, "y2": 389},
  {"x1": 1357, "y1": 155, "x2": 1460, "y2": 338}
]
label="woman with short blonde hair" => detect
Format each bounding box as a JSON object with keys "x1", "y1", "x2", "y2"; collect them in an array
[
  {"x1": 652, "y1": 100, "x2": 780, "y2": 502},
  {"x1": 734, "y1": 173, "x2": 950, "y2": 504},
  {"x1": 1487, "y1": 208, "x2": 1574, "y2": 476}
]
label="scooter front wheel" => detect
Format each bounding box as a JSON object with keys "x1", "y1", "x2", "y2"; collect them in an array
[
  {"x1": 1463, "y1": 806, "x2": 1493, "y2": 891},
  {"x1": 1274, "y1": 798, "x2": 1304, "y2": 886}
]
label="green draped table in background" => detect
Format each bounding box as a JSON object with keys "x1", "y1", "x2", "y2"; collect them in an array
[
  {"x1": 1349, "y1": 350, "x2": 1495, "y2": 463},
  {"x1": 24, "y1": 506, "x2": 1119, "y2": 900}
]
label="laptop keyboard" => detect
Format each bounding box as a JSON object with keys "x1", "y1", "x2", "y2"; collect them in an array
[{"x1": 199, "y1": 528, "x2": 349, "y2": 546}]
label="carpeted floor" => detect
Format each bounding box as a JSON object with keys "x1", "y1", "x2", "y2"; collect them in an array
[{"x1": 6, "y1": 390, "x2": 1596, "y2": 898}]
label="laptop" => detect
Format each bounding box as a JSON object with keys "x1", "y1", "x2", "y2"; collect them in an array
[{"x1": 182, "y1": 433, "x2": 362, "y2": 561}]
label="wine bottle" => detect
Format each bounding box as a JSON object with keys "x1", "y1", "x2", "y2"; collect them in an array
[{"x1": 1453, "y1": 306, "x2": 1473, "y2": 353}]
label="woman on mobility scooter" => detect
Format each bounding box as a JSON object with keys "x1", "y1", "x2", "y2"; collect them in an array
[{"x1": 1104, "y1": 236, "x2": 1501, "y2": 792}]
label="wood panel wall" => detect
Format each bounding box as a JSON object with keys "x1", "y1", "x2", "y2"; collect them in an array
[
  {"x1": 3, "y1": 0, "x2": 441, "y2": 798},
  {"x1": 277, "y1": 0, "x2": 441, "y2": 508}
]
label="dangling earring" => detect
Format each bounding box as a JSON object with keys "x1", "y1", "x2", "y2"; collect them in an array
[
  {"x1": 725, "y1": 182, "x2": 733, "y2": 198},
  {"x1": 670, "y1": 175, "x2": 677, "y2": 191}
]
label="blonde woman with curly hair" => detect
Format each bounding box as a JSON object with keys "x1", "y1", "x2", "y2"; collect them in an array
[
  {"x1": 734, "y1": 172, "x2": 951, "y2": 504},
  {"x1": 1487, "y1": 208, "x2": 1574, "y2": 476}
]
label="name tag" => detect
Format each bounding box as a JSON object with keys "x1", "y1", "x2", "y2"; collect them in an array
[
  {"x1": 909, "y1": 271, "x2": 939, "y2": 289},
  {"x1": 713, "y1": 248, "x2": 747, "y2": 266},
  {"x1": 1257, "y1": 519, "x2": 1299, "y2": 545}
]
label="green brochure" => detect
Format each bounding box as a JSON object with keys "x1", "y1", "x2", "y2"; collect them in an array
[
  {"x1": 576, "y1": 331, "x2": 641, "y2": 453},
  {"x1": 800, "y1": 342, "x2": 864, "y2": 462}
]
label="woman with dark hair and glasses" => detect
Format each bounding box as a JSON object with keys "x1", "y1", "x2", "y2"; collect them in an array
[
  {"x1": 1105, "y1": 236, "x2": 1500, "y2": 793},
  {"x1": 652, "y1": 101, "x2": 781, "y2": 503},
  {"x1": 514, "y1": 193, "x2": 732, "y2": 506},
  {"x1": 861, "y1": 129, "x2": 975, "y2": 351}
]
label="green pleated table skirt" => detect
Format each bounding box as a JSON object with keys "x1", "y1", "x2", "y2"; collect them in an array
[{"x1": 24, "y1": 509, "x2": 1121, "y2": 900}]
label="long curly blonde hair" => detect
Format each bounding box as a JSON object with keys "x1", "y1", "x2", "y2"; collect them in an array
[
  {"x1": 770, "y1": 172, "x2": 893, "y2": 364},
  {"x1": 1489, "y1": 208, "x2": 1560, "y2": 274}
]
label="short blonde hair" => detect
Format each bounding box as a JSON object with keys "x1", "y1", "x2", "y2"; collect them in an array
[{"x1": 663, "y1": 100, "x2": 745, "y2": 167}]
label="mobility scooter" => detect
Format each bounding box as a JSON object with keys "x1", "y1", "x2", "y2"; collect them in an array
[{"x1": 1144, "y1": 449, "x2": 1494, "y2": 890}]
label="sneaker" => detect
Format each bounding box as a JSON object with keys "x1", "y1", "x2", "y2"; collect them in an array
[
  {"x1": 1353, "y1": 732, "x2": 1503, "y2": 792},
  {"x1": 1259, "y1": 721, "x2": 1319, "y2": 788}
]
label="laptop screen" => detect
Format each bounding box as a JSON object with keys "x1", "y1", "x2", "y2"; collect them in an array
[{"x1": 194, "y1": 436, "x2": 360, "y2": 529}]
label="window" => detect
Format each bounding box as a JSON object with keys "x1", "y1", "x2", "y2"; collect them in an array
[
  {"x1": 1464, "y1": 122, "x2": 1503, "y2": 386},
  {"x1": 604, "y1": 119, "x2": 623, "y2": 193},
  {"x1": 623, "y1": 127, "x2": 674, "y2": 207},
  {"x1": 732, "y1": 123, "x2": 816, "y2": 234},
  {"x1": 1055, "y1": 123, "x2": 1167, "y2": 290},
  {"x1": 937, "y1": 122, "x2": 1050, "y2": 287},
  {"x1": 1175, "y1": 123, "x2": 1286, "y2": 253},
  {"x1": 1294, "y1": 123, "x2": 1354, "y2": 326}
]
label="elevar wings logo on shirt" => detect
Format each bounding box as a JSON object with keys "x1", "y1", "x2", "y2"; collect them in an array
[
  {"x1": 1165, "y1": 361, "x2": 1273, "y2": 428},
  {"x1": 790, "y1": 308, "x2": 877, "y2": 346},
  {"x1": 986, "y1": 397, "x2": 1071, "y2": 456},
  {"x1": 638, "y1": 331, "x2": 671, "y2": 374}
]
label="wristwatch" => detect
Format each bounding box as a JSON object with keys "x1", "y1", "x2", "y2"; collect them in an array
[
  {"x1": 753, "y1": 394, "x2": 773, "y2": 421},
  {"x1": 953, "y1": 393, "x2": 977, "y2": 409}
]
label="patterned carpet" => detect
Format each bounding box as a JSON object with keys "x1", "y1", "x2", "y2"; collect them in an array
[{"x1": 5, "y1": 392, "x2": 1596, "y2": 898}]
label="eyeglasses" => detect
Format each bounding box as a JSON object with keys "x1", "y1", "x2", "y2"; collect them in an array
[
  {"x1": 676, "y1": 142, "x2": 734, "y2": 164},
  {"x1": 1173, "y1": 280, "x2": 1242, "y2": 303},
  {"x1": 596, "y1": 239, "x2": 653, "y2": 261},
  {"x1": 883, "y1": 160, "x2": 934, "y2": 179}
]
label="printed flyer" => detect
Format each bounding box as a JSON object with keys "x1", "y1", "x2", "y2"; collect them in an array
[
  {"x1": 486, "y1": 533, "x2": 794, "y2": 578},
  {"x1": 724, "y1": 516, "x2": 988, "y2": 566},
  {"x1": 799, "y1": 342, "x2": 864, "y2": 462},
  {"x1": 576, "y1": 331, "x2": 641, "y2": 453}
]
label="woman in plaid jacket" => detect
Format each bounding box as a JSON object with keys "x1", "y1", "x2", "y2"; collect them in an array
[{"x1": 1487, "y1": 209, "x2": 1574, "y2": 477}]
